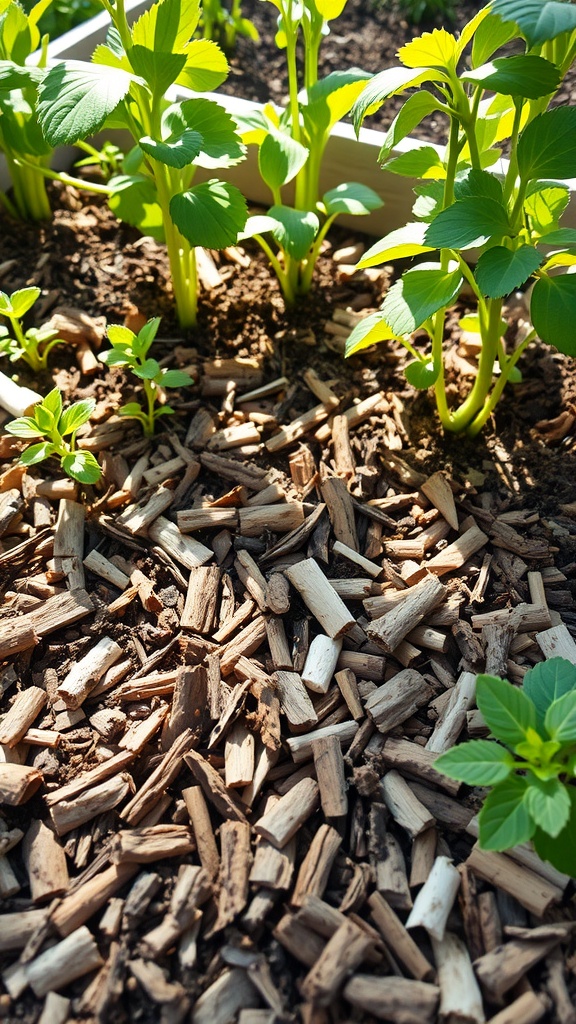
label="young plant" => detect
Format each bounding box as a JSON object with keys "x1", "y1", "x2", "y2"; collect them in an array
[
  {"x1": 435, "y1": 658, "x2": 576, "y2": 876},
  {"x1": 36, "y1": 0, "x2": 249, "y2": 328},
  {"x1": 200, "y1": 0, "x2": 258, "y2": 54},
  {"x1": 237, "y1": 0, "x2": 382, "y2": 304},
  {"x1": 5, "y1": 386, "x2": 102, "y2": 482},
  {"x1": 0, "y1": 285, "x2": 64, "y2": 370},
  {"x1": 99, "y1": 316, "x2": 193, "y2": 436},
  {"x1": 346, "y1": 0, "x2": 576, "y2": 435}
]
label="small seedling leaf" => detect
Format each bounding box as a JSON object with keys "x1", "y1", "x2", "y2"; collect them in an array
[
  {"x1": 5, "y1": 416, "x2": 44, "y2": 439},
  {"x1": 322, "y1": 182, "x2": 383, "y2": 217},
  {"x1": 119, "y1": 402, "x2": 145, "y2": 417},
  {"x1": 61, "y1": 449, "x2": 102, "y2": 484},
  {"x1": 267, "y1": 205, "x2": 320, "y2": 261},
  {"x1": 384, "y1": 145, "x2": 446, "y2": 179},
  {"x1": 20, "y1": 441, "x2": 57, "y2": 465},
  {"x1": 258, "y1": 130, "x2": 309, "y2": 190},
  {"x1": 160, "y1": 369, "x2": 194, "y2": 387},
  {"x1": 42, "y1": 388, "x2": 63, "y2": 421},
  {"x1": 59, "y1": 398, "x2": 96, "y2": 436},
  {"x1": 434, "y1": 739, "x2": 515, "y2": 786},
  {"x1": 132, "y1": 358, "x2": 161, "y2": 379},
  {"x1": 170, "y1": 180, "x2": 248, "y2": 248},
  {"x1": 345, "y1": 311, "x2": 400, "y2": 357},
  {"x1": 357, "y1": 221, "x2": 433, "y2": 269},
  {"x1": 378, "y1": 91, "x2": 439, "y2": 163},
  {"x1": 381, "y1": 264, "x2": 463, "y2": 335},
  {"x1": 107, "y1": 324, "x2": 135, "y2": 346},
  {"x1": 525, "y1": 777, "x2": 571, "y2": 837},
  {"x1": 478, "y1": 776, "x2": 535, "y2": 850},
  {"x1": 404, "y1": 358, "x2": 439, "y2": 389},
  {"x1": 3, "y1": 286, "x2": 40, "y2": 318},
  {"x1": 476, "y1": 674, "x2": 537, "y2": 748}
]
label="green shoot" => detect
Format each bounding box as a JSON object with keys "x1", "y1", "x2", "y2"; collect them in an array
[
  {"x1": 201, "y1": 0, "x2": 259, "y2": 54},
  {"x1": 5, "y1": 386, "x2": 102, "y2": 483},
  {"x1": 0, "y1": 286, "x2": 64, "y2": 371}
]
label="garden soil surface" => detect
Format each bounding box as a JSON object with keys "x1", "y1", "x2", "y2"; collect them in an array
[{"x1": 1, "y1": 4, "x2": 576, "y2": 1021}]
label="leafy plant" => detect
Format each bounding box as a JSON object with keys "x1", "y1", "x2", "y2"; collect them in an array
[
  {"x1": 435, "y1": 658, "x2": 576, "y2": 876},
  {"x1": 37, "y1": 0, "x2": 249, "y2": 328},
  {"x1": 346, "y1": 0, "x2": 576, "y2": 435},
  {"x1": 0, "y1": 285, "x2": 64, "y2": 370},
  {"x1": 5, "y1": 386, "x2": 102, "y2": 483},
  {"x1": 237, "y1": 0, "x2": 383, "y2": 304},
  {"x1": 200, "y1": 0, "x2": 258, "y2": 54},
  {"x1": 22, "y1": 0, "x2": 100, "y2": 39},
  {"x1": 99, "y1": 316, "x2": 193, "y2": 436}
]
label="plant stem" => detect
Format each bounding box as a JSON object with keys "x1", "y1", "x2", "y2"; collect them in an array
[
  {"x1": 433, "y1": 115, "x2": 461, "y2": 429},
  {"x1": 467, "y1": 329, "x2": 536, "y2": 436},
  {"x1": 446, "y1": 297, "x2": 504, "y2": 432},
  {"x1": 143, "y1": 380, "x2": 157, "y2": 436},
  {"x1": 5, "y1": 154, "x2": 52, "y2": 220}
]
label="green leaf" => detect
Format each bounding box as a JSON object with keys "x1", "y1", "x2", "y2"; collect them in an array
[
  {"x1": 404, "y1": 359, "x2": 439, "y2": 389},
  {"x1": 258, "y1": 130, "x2": 309, "y2": 190},
  {"x1": 476, "y1": 674, "x2": 537, "y2": 748},
  {"x1": 322, "y1": 182, "x2": 383, "y2": 217},
  {"x1": 0, "y1": 60, "x2": 44, "y2": 90},
  {"x1": 61, "y1": 450, "x2": 102, "y2": 484},
  {"x1": 107, "y1": 325, "x2": 135, "y2": 347},
  {"x1": 530, "y1": 275, "x2": 576, "y2": 357},
  {"x1": 345, "y1": 311, "x2": 400, "y2": 357},
  {"x1": 434, "y1": 739, "x2": 515, "y2": 786},
  {"x1": 351, "y1": 67, "x2": 447, "y2": 134},
  {"x1": 119, "y1": 402, "x2": 145, "y2": 417},
  {"x1": 99, "y1": 350, "x2": 133, "y2": 367},
  {"x1": 526, "y1": 778, "x2": 571, "y2": 837},
  {"x1": 471, "y1": 12, "x2": 517, "y2": 66},
  {"x1": 136, "y1": 317, "x2": 162, "y2": 352},
  {"x1": 131, "y1": 0, "x2": 201, "y2": 53},
  {"x1": 266, "y1": 206, "x2": 320, "y2": 261},
  {"x1": 517, "y1": 108, "x2": 576, "y2": 182},
  {"x1": 32, "y1": 404, "x2": 53, "y2": 433},
  {"x1": 454, "y1": 169, "x2": 503, "y2": 203},
  {"x1": 524, "y1": 184, "x2": 570, "y2": 237},
  {"x1": 128, "y1": 45, "x2": 186, "y2": 94},
  {"x1": 59, "y1": 398, "x2": 96, "y2": 436},
  {"x1": 398, "y1": 28, "x2": 458, "y2": 71},
  {"x1": 378, "y1": 92, "x2": 439, "y2": 164},
  {"x1": 462, "y1": 55, "x2": 560, "y2": 99},
  {"x1": 533, "y1": 786, "x2": 576, "y2": 873},
  {"x1": 43, "y1": 388, "x2": 63, "y2": 422},
  {"x1": 479, "y1": 776, "x2": 535, "y2": 850},
  {"x1": 108, "y1": 174, "x2": 164, "y2": 242},
  {"x1": 425, "y1": 197, "x2": 510, "y2": 250},
  {"x1": 384, "y1": 145, "x2": 445, "y2": 179},
  {"x1": 4, "y1": 416, "x2": 44, "y2": 439},
  {"x1": 381, "y1": 264, "x2": 463, "y2": 335},
  {"x1": 132, "y1": 358, "x2": 161, "y2": 380},
  {"x1": 412, "y1": 182, "x2": 445, "y2": 222},
  {"x1": 0, "y1": 287, "x2": 40, "y2": 318},
  {"x1": 539, "y1": 228, "x2": 576, "y2": 247},
  {"x1": 491, "y1": 0, "x2": 576, "y2": 46},
  {"x1": 523, "y1": 658, "x2": 576, "y2": 725},
  {"x1": 357, "y1": 222, "x2": 432, "y2": 269},
  {"x1": 160, "y1": 369, "x2": 194, "y2": 387},
  {"x1": 166, "y1": 99, "x2": 245, "y2": 169},
  {"x1": 38, "y1": 61, "x2": 134, "y2": 147},
  {"x1": 175, "y1": 38, "x2": 229, "y2": 92},
  {"x1": 545, "y1": 690, "x2": 576, "y2": 744},
  {"x1": 313, "y1": 0, "x2": 347, "y2": 19},
  {"x1": 139, "y1": 129, "x2": 203, "y2": 169},
  {"x1": 474, "y1": 245, "x2": 542, "y2": 298},
  {"x1": 20, "y1": 441, "x2": 56, "y2": 465},
  {"x1": 170, "y1": 180, "x2": 248, "y2": 248}
]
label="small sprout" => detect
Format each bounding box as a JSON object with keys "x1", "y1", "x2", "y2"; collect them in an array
[
  {"x1": 6, "y1": 387, "x2": 102, "y2": 484},
  {"x1": 99, "y1": 317, "x2": 193, "y2": 437},
  {"x1": 0, "y1": 287, "x2": 65, "y2": 372}
]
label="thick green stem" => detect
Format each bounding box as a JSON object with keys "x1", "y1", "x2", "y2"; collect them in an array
[
  {"x1": 13, "y1": 157, "x2": 113, "y2": 197},
  {"x1": 143, "y1": 380, "x2": 156, "y2": 436},
  {"x1": 433, "y1": 116, "x2": 462, "y2": 429},
  {"x1": 444, "y1": 297, "x2": 503, "y2": 432},
  {"x1": 253, "y1": 234, "x2": 293, "y2": 303},
  {"x1": 467, "y1": 329, "x2": 536, "y2": 436},
  {"x1": 5, "y1": 154, "x2": 52, "y2": 220}
]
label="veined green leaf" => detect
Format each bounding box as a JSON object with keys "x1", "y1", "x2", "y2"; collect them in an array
[
  {"x1": 526, "y1": 778, "x2": 571, "y2": 837},
  {"x1": 59, "y1": 398, "x2": 96, "y2": 436},
  {"x1": 384, "y1": 145, "x2": 446, "y2": 179},
  {"x1": 434, "y1": 739, "x2": 515, "y2": 786},
  {"x1": 474, "y1": 245, "x2": 542, "y2": 298},
  {"x1": 545, "y1": 690, "x2": 576, "y2": 743},
  {"x1": 530, "y1": 274, "x2": 576, "y2": 357},
  {"x1": 351, "y1": 67, "x2": 447, "y2": 134},
  {"x1": 0, "y1": 60, "x2": 44, "y2": 90},
  {"x1": 412, "y1": 181, "x2": 445, "y2": 222},
  {"x1": 131, "y1": 0, "x2": 200, "y2": 53},
  {"x1": 128, "y1": 45, "x2": 186, "y2": 94},
  {"x1": 20, "y1": 441, "x2": 56, "y2": 465},
  {"x1": 404, "y1": 359, "x2": 439, "y2": 389},
  {"x1": 539, "y1": 228, "x2": 576, "y2": 247},
  {"x1": 258, "y1": 130, "x2": 308, "y2": 190},
  {"x1": 462, "y1": 55, "x2": 560, "y2": 99},
  {"x1": 176, "y1": 39, "x2": 229, "y2": 92},
  {"x1": 381, "y1": 264, "x2": 463, "y2": 336},
  {"x1": 322, "y1": 182, "x2": 383, "y2": 217},
  {"x1": 167, "y1": 98, "x2": 245, "y2": 168},
  {"x1": 533, "y1": 786, "x2": 576, "y2": 873},
  {"x1": 267, "y1": 205, "x2": 320, "y2": 261},
  {"x1": 161, "y1": 369, "x2": 194, "y2": 387},
  {"x1": 61, "y1": 449, "x2": 102, "y2": 484},
  {"x1": 479, "y1": 776, "x2": 535, "y2": 850},
  {"x1": 238, "y1": 214, "x2": 281, "y2": 241},
  {"x1": 398, "y1": 28, "x2": 459, "y2": 70},
  {"x1": 476, "y1": 674, "x2": 537, "y2": 748},
  {"x1": 523, "y1": 658, "x2": 576, "y2": 726},
  {"x1": 38, "y1": 61, "x2": 134, "y2": 146},
  {"x1": 345, "y1": 311, "x2": 400, "y2": 357},
  {"x1": 471, "y1": 11, "x2": 517, "y2": 67},
  {"x1": 132, "y1": 358, "x2": 160, "y2": 380},
  {"x1": 378, "y1": 92, "x2": 439, "y2": 164},
  {"x1": 304, "y1": 69, "x2": 371, "y2": 139},
  {"x1": 454, "y1": 168, "x2": 503, "y2": 203},
  {"x1": 358, "y1": 222, "x2": 433, "y2": 269},
  {"x1": 43, "y1": 388, "x2": 63, "y2": 422},
  {"x1": 456, "y1": 3, "x2": 492, "y2": 59},
  {"x1": 491, "y1": 0, "x2": 576, "y2": 46},
  {"x1": 524, "y1": 184, "x2": 570, "y2": 237},
  {"x1": 108, "y1": 174, "x2": 164, "y2": 242},
  {"x1": 170, "y1": 180, "x2": 248, "y2": 248},
  {"x1": 139, "y1": 129, "x2": 203, "y2": 168},
  {"x1": 425, "y1": 197, "x2": 510, "y2": 250},
  {"x1": 5, "y1": 416, "x2": 44, "y2": 439},
  {"x1": 518, "y1": 107, "x2": 576, "y2": 181},
  {"x1": 0, "y1": 286, "x2": 40, "y2": 318}
]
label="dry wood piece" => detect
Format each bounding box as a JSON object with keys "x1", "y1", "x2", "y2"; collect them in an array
[
  {"x1": 0, "y1": 686, "x2": 47, "y2": 747},
  {"x1": 26, "y1": 925, "x2": 104, "y2": 998},
  {"x1": 214, "y1": 820, "x2": 252, "y2": 931},
  {"x1": 365, "y1": 668, "x2": 435, "y2": 733},
  {"x1": 337, "y1": 651, "x2": 386, "y2": 683},
  {"x1": 57, "y1": 636, "x2": 123, "y2": 709},
  {"x1": 332, "y1": 413, "x2": 356, "y2": 479},
  {"x1": 380, "y1": 737, "x2": 460, "y2": 796},
  {"x1": 183, "y1": 786, "x2": 220, "y2": 881},
  {"x1": 83, "y1": 548, "x2": 130, "y2": 590},
  {"x1": 148, "y1": 516, "x2": 213, "y2": 569},
  {"x1": 208, "y1": 421, "x2": 261, "y2": 451},
  {"x1": 0, "y1": 620, "x2": 39, "y2": 660},
  {"x1": 112, "y1": 825, "x2": 195, "y2": 863},
  {"x1": 122, "y1": 729, "x2": 196, "y2": 826},
  {"x1": 50, "y1": 773, "x2": 132, "y2": 836},
  {"x1": 184, "y1": 748, "x2": 247, "y2": 822},
  {"x1": 546, "y1": 949, "x2": 576, "y2": 1024},
  {"x1": 238, "y1": 502, "x2": 304, "y2": 537},
  {"x1": 291, "y1": 824, "x2": 341, "y2": 907},
  {"x1": 426, "y1": 671, "x2": 476, "y2": 754},
  {"x1": 284, "y1": 558, "x2": 356, "y2": 639},
  {"x1": 266, "y1": 402, "x2": 336, "y2": 453},
  {"x1": 162, "y1": 666, "x2": 207, "y2": 751},
  {"x1": 312, "y1": 734, "x2": 348, "y2": 818},
  {"x1": 236, "y1": 549, "x2": 268, "y2": 611},
  {"x1": 483, "y1": 622, "x2": 514, "y2": 677},
  {"x1": 344, "y1": 975, "x2": 440, "y2": 1024},
  {"x1": 367, "y1": 574, "x2": 446, "y2": 652},
  {"x1": 472, "y1": 603, "x2": 552, "y2": 634},
  {"x1": 255, "y1": 776, "x2": 319, "y2": 848},
  {"x1": 334, "y1": 668, "x2": 363, "y2": 720},
  {"x1": 181, "y1": 566, "x2": 221, "y2": 633},
  {"x1": 0, "y1": 590, "x2": 93, "y2": 658},
  {"x1": 191, "y1": 968, "x2": 259, "y2": 1024},
  {"x1": 250, "y1": 828, "x2": 296, "y2": 890},
  {"x1": 302, "y1": 635, "x2": 343, "y2": 694},
  {"x1": 53, "y1": 499, "x2": 85, "y2": 590},
  {"x1": 466, "y1": 845, "x2": 563, "y2": 917},
  {"x1": 287, "y1": 720, "x2": 359, "y2": 764},
  {"x1": 301, "y1": 918, "x2": 373, "y2": 1006},
  {"x1": 406, "y1": 855, "x2": 460, "y2": 940},
  {"x1": 381, "y1": 770, "x2": 436, "y2": 839},
  {"x1": 333, "y1": 540, "x2": 382, "y2": 578},
  {"x1": 51, "y1": 861, "x2": 138, "y2": 937},
  {"x1": 474, "y1": 927, "x2": 569, "y2": 1001},
  {"x1": 374, "y1": 831, "x2": 412, "y2": 912},
  {"x1": 266, "y1": 616, "x2": 292, "y2": 670},
  {"x1": 45, "y1": 750, "x2": 136, "y2": 806},
  {"x1": 421, "y1": 471, "x2": 459, "y2": 530},
  {"x1": 22, "y1": 819, "x2": 69, "y2": 902},
  {"x1": 0, "y1": 909, "x2": 49, "y2": 953},
  {"x1": 266, "y1": 573, "x2": 291, "y2": 615},
  {"x1": 535, "y1": 623, "x2": 576, "y2": 663},
  {"x1": 487, "y1": 992, "x2": 550, "y2": 1024},
  {"x1": 220, "y1": 616, "x2": 267, "y2": 675},
  {"x1": 119, "y1": 485, "x2": 174, "y2": 534},
  {"x1": 404, "y1": 525, "x2": 489, "y2": 585},
  {"x1": 225, "y1": 722, "x2": 255, "y2": 788},
  {"x1": 431, "y1": 931, "x2": 485, "y2": 1024},
  {"x1": 320, "y1": 476, "x2": 358, "y2": 549},
  {"x1": 0, "y1": 763, "x2": 43, "y2": 805},
  {"x1": 368, "y1": 892, "x2": 434, "y2": 981}
]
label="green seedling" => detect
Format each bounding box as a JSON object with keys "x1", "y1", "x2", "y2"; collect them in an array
[
  {"x1": 37, "y1": 0, "x2": 249, "y2": 328},
  {"x1": 435, "y1": 658, "x2": 576, "y2": 876},
  {"x1": 5, "y1": 386, "x2": 102, "y2": 482},
  {"x1": 0, "y1": 286, "x2": 63, "y2": 370},
  {"x1": 201, "y1": 0, "x2": 258, "y2": 54},
  {"x1": 237, "y1": 0, "x2": 382, "y2": 304},
  {"x1": 346, "y1": 0, "x2": 576, "y2": 435},
  {"x1": 99, "y1": 316, "x2": 193, "y2": 436}
]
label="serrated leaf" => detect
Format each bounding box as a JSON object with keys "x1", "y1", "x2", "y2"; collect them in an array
[
  {"x1": 140, "y1": 129, "x2": 203, "y2": 168},
  {"x1": 523, "y1": 658, "x2": 576, "y2": 726},
  {"x1": 128, "y1": 46, "x2": 186, "y2": 94},
  {"x1": 491, "y1": 0, "x2": 576, "y2": 46},
  {"x1": 170, "y1": 180, "x2": 248, "y2": 248},
  {"x1": 412, "y1": 181, "x2": 445, "y2": 222},
  {"x1": 345, "y1": 311, "x2": 400, "y2": 357},
  {"x1": 434, "y1": 739, "x2": 515, "y2": 786},
  {"x1": 131, "y1": 0, "x2": 200, "y2": 53},
  {"x1": 136, "y1": 317, "x2": 162, "y2": 351},
  {"x1": 5, "y1": 416, "x2": 44, "y2": 439},
  {"x1": 351, "y1": 67, "x2": 446, "y2": 134},
  {"x1": 358, "y1": 222, "x2": 433, "y2": 269},
  {"x1": 530, "y1": 275, "x2": 576, "y2": 357},
  {"x1": 425, "y1": 197, "x2": 510, "y2": 250},
  {"x1": 20, "y1": 441, "x2": 56, "y2": 465},
  {"x1": 0, "y1": 60, "x2": 44, "y2": 90},
  {"x1": 99, "y1": 350, "x2": 133, "y2": 367},
  {"x1": 59, "y1": 399, "x2": 96, "y2": 436},
  {"x1": 471, "y1": 12, "x2": 517, "y2": 67},
  {"x1": 398, "y1": 29, "x2": 458, "y2": 71},
  {"x1": 462, "y1": 55, "x2": 560, "y2": 99},
  {"x1": 258, "y1": 130, "x2": 308, "y2": 190},
  {"x1": 545, "y1": 690, "x2": 576, "y2": 743},
  {"x1": 381, "y1": 265, "x2": 463, "y2": 335},
  {"x1": 168, "y1": 98, "x2": 245, "y2": 169},
  {"x1": 176, "y1": 38, "x2": 229, "y2": 92},
  {"x1": 132, "y1": 358, "x2": 161, "y2": 380},
  {"x1": 322, "y1": 182, "x2": 383, "y2": 217},
  {"x1": 533, "y1": 786, "x2": 576, "y2": 873},
  {"x1": 38, "y1": 61, "x2": 134, "y2": 146},
  {"x1": 378, "y1": 92, "x2": 440, "y2": 164},
  {"x1": 478, "y1": 776, "x2": 535, "y2": 850},
  {"x1": 518, "y1": 108, "x2": 576, "y2": 181},
  {"x1": 476, "y1": 674, "x2": 537, "y2": 748},
  {"x1": 267, "y1": 205, "x2": 320, "y2": 261},
  {"x1": 526, "y1": 778, "x2": 571, "y2": 837},
  {"x1": 384, "y1": 145, "x2": 446, "y2": 179},
  {"x1": 108, "y1": 174, "x2": 164, "y2": 242},
  {"x1": 160, "y1": 369, "x2": 194, "y2": 387},
  {"x1": 454, "y1": 169, "x2": 503, "y2": 203},
  {"x1": 524, "y1": 184, "x2": 570, "y2": 237},
  {"x1": 107, "y1": 324, "x2": 136, "y2": 347},
  {"x1": 474, "y1": 245, "x2": 542, "y2": 298},
  {"x1": 404, "y1": 358, "x2": 439, "y2": 389},
  {"x1": 61, "y1": 449, "x2": 102, "y2": 484}
]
